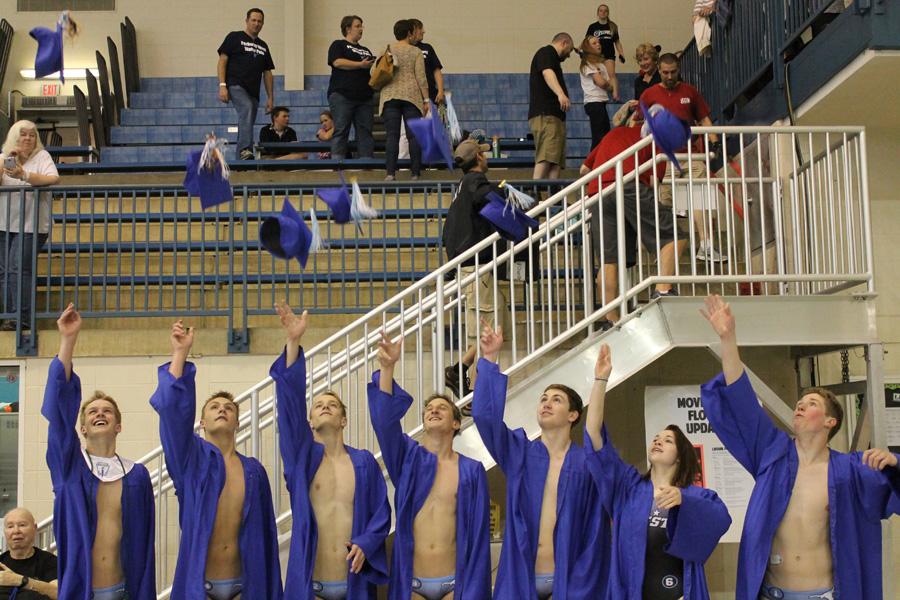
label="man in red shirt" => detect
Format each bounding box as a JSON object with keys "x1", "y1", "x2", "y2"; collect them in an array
[
  {"x1": 638, "y1": 53, "x2": 725, "y2": 262},
  {"x1": 579, "y1": 123, "x2": 684, "y2": 329}
]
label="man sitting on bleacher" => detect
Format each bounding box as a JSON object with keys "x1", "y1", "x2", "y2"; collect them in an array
[{"x1": 258, "y1": 107, "x2": 306, "y2": 160}]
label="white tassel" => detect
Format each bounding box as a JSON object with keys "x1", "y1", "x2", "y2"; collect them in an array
[
  {"x1": 199, "y1": 135, "x2": 231, "y2": 180},
  {"x1": 350, "y1": 180, "x2": 378, "y2": 222},
  {"x1": 445, "y1": 92, "x2": 462, "y2": 145},
  {"x1": 308, "y1": 209, "x2": 327, "y2": 252},
  {"x1": 502, "y1": 181, "x2": 536, "y2": 211}
]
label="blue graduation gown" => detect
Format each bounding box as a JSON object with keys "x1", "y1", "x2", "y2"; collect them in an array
[
  {"x1": 269, "y1": 349, "x2": 391, "y2": 600},
  {"x1": 41, "y1": 357, "x2": 156, "y2": 600},
  {"x1": 471, "y1": 358, "x2": 611, "y2": 600},
  {"x1": 583, "y1": 427, "x2": 731, "y2": 600},
  {"x1": 150, "y1": 362, "x2": 283, "y2": 600},
  {"x1": 701, "y1": 371, "x2": 900, "y2": 600},
  {"x1": 367, "y1": 372, "x2": 491, "y2": 600}
]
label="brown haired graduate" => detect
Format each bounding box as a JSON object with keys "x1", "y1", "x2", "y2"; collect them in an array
[{"x1": 583, "y1": 343, "x2": 730, "y2": 600}]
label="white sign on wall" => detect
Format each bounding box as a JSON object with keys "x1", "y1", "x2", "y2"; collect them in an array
[{"x1": 644, "y1": 385, "x2": 755, "y2": 544}]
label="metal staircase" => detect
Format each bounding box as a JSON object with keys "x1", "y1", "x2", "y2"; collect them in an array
[{"x1": 31, "y1": 126, "x2": 884, "y2": 598}]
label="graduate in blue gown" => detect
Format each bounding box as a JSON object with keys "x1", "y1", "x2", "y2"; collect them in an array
[
  {"x1": 268, "y1": 304, "x2": 391, "y2": 600},
  {"x1": 584, "y1": 343, "x2": 731, "y2": 600},
  {"x1": 472, "y1": 322, "x2": 610, "y2": 600},
  {"x1": 150, "y1": 320, "x2": 283, "y2": 600},
  {"x1": 700, "y1": 295, "x2": 900, "y2": 600},
  {"x1": 367, "y1": 332, "x2": 491, "y2": 600},
  {"x1": 41, "y1": 304, "x2": 156, "y2": 600}
]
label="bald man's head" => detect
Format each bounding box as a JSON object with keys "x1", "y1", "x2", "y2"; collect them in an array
[{"x1": 3, "y1": 507, "x2": 37, "y2": 551}]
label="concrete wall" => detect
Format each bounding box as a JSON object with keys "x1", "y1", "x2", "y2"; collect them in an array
[{"x1": 0, "y1": 0, "x2": 695, "y2": 98}]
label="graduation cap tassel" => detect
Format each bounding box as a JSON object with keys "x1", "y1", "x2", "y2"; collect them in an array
[
  {"x1": 308, "y1": 208, "x2": 327, "y2": 252},
  {"x1": 199, "y1": 135, "x2": 231, "y2": 180},
  {"x1": 501, "y1": 181, "x2": 537, "y2": 211},
  {"x1": 445, "y1": 92, "x2": 463, "y2": 146},
  {"x1": 350, "y1": 180, "x2": 379, "y2": 222}
]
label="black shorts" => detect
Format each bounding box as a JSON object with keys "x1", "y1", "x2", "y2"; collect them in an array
[{"x1": 591, "y1": 185, "x2": 676, "y2": 265}]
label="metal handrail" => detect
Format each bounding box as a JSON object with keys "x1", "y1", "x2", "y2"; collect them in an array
[{"x1": 23, "y1": 126, "x2": 873, "y2": 597}]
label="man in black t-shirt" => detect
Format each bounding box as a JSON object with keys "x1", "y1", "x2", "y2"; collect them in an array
[
  {"x1": 217, "y1": 8, "x2": 276, "y2": 159},
  {"x1": 327, "y1": 15, "x2": 376, "y2": 160},
  {"x1": 1, "y1": 508, "x2": 58, "y2": 599},
  {"x1": 528, "y1": 32, "x2": 574, "y2": 180},
  {"x1": 258, "y1": 106, "x2": 307, "y2": 160},
  {"x1": 409, "y1": 19, "x2": 444, "y2": 104}
]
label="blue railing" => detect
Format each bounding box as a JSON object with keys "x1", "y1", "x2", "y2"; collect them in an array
[
  {"x1": 3, "y1": 180, "x2": 568, "y2": 355},
  {"x1": 680, "y1": 0, "x2": 884, "y2": 121}
]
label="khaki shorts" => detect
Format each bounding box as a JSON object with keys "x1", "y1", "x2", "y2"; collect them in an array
[
  {"x1": 658, "y1": 159, "x2": 707, "y2": 209},
  {"x1": 460, "y1": 266, "x2": 508, "y2": 341},
  {"x1": 529, "y1": 115, "x2": 566, "y2": 167}
]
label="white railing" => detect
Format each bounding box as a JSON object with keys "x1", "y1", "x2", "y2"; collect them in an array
[{"x1": 28, "y1": 126, "x2": 873, "y2": 598}]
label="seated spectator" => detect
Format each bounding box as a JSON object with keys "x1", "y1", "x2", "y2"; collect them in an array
[
  {"x1": 1, "y1": 507, "x2": 59, "y2": 599},
  {"x1": 585, "y1": 4, "x2": 625, "y2": 101},
  {"x1": 579, "y1": 35, "x2": 612, "y2": 149},
  {"x1": 258, "y1": 107, "x2": 307, "y2": 160},
  {"x1": 315, "y1": 110, "x2": 334, "y2": 159},
  {"x1": 0, "y1": 120, "x2": 60, "y2": 332},
  {"x1": 379, "y1": 19, "x2": 429, "y2": 181}
]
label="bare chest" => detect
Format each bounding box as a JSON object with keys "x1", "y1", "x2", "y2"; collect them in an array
[{"x1": 311, "y1": 453, "x2": 356, "y2": 509}]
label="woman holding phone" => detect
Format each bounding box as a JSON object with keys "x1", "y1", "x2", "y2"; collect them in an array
[{"x1": 0, "y1": 120, "x2": 59, "y2": 330}]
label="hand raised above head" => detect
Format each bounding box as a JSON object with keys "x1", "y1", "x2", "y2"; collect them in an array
[
  {"x1": 56, "y1": 302, "x2": 82, "y2": 337},
  {"x1": 170, "y1": 319, "x2": 195, "y2": 353},
  {"x1": 595, "y1": 343, "x2": 612, "y2": 380},
  {"x1": 479, "y1": 318, "x2": 503, "y2": 362},
  {"x1": 275, "y1": 301, "x2": 308, "y2": 342},
  {"x1": 377, "y1": 330, "x2": 402, "y2": 368},
  {"x1": 862, "y1": 448, "x2": 899, "y2": 471},
  {"x1": 700, "y1": 294, "x2": 735, "y2": 338}
]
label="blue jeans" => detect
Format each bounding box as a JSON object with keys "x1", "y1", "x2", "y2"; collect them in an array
[
  {"x1": 0, "y1": 231, "x2": 47, "y2": 323},
  {"x1": 229, "y1": 85, "x2": 259, "y2": 153},
  {"x1": 328, "y1": 92, "x2": 375, "y2": 159},
  {"x1": 382, "y1": 99, "x2": 422, "y2": 177}
]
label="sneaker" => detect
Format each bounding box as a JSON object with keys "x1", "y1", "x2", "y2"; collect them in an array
[
  {"x1": 0, "y1": 320, "x2": 15, "y2": 331},
  {"x1": 698, "y1": 240, "x2": 727, "y2": 262},
  {"x1": 597, "y1": 319, "x2": 614, "y2": 333},
  {"x1": 445, "y1": 365, "x2": 471, "y2": 399},
  {"x1": 650, "y1": 287, "x2": 679, "y2": 300},
  {"x1": 384, "y1": 174, "x2": 396, "y2": 182},
  {"x1": 239, "y1": 149, "x2": 254, "y2": 160}
]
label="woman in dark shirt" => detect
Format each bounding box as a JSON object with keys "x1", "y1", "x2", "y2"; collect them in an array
[
  {"x1": 634, "y1": 42, "x2": 662, "y2": 101},
  {"x1": 585, "y1": 4, "x2": 625, "y2": 100}
]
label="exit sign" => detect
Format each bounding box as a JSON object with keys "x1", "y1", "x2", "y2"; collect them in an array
[{"x1": 41, "y1": 83, "x2": 61, "y2": 96}]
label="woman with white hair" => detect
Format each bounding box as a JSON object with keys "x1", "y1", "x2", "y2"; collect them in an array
[{"x1": 0, "y1": 120, "x2": 59, "y2": 330}]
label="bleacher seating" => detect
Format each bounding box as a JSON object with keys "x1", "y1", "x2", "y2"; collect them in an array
[{"x1": 102, "y1": 72, "x2": 636, "y2": 166}]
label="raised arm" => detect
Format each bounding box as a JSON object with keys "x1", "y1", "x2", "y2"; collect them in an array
[
  {"x1": 367, "y1": 331, "x2": 418, "y2": 481},
  {"x1": 471, "y1": 322, "x2": 527, "y2": 471},
  {"x1": 41, "y1": 304, "x2": 85, "y2": 483},
  {"x1": 852, "y1": 449, "x2": 900, "y2": 519},
  {"x1": 149, "y1": 321, "x2": 201, "y2": 489},
  {"x1": 700, "y1": 294, "x2": 742, "y2": 384},
  {"x1": 585, "y1": 343, "x2": 611, "y2": 450},
  {"x1": 269, "y1": 302, "x2": 317, "y2": 486}
]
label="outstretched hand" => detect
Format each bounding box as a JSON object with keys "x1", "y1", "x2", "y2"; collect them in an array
[
  {"x1": 275, "y1": 301, "x2": 308, "y2": 342},
  {"x1": 595, "y1": 343, "x2": 612, "y2": 380},
  {"x1": 862, "y1": 448, "x2": 899, "y2": 471},
  {"x1": 479, "y1": 318, "x2": 503, "y2": 362},
  {"x1": 57, "y1": 302, "x2": 82, "y2": 338},
  {"x1": 377, "y1": 331, "x2": 402, "y2": 369},
  {"x1": 170, "y1": 319, "x2": 194, "y2": 354},
  {"x1": 700, "y1": 294, "x2": 735, "y2": 339}
]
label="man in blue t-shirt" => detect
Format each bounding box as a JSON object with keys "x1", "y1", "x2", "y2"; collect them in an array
[
  {"x1": 327, "y1": 15, "x2": 376, "y2": 160},
  {"x1": 217, "y1": 8, "x2": 276, "y2": 160}
]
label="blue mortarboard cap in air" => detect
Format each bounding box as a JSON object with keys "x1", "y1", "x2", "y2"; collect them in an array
[
  {"x1": 316, "y1": 173, "x2": 378, "y2": 227},
  {"x1": 479, "y1": 191, "x2": 539, "y2": 243},
  {"x1": 259, "y1": 198, "x2": 325, "y2": 269},
  {"x1": 407, "y1": 104, "x2": 454, "y2": 170},
  {"x1": 184, "y1": 136, "x2": 233, "y2": 209},
  {"x1": 30, "y1": 23, "x2": 64, "y2": 81},
  {"x1": 640, "y1": 102, "x2": 691, "y2": 175}
]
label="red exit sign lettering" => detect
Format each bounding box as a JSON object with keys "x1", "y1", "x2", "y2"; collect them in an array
[{"x1": 41, "y1": 83, "x2": 61, "y2": 96}]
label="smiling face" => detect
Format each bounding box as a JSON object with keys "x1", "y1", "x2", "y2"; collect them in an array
[
  {"x1": 16, "y1": 126, "x2": 37, "y2": 160},
  {"x1": 79, "y1": 396, "x2": 122, "y2": 438},
  {"x1": 536, "y1": 386, "x2": 580, "y2": 430},
  {"x1": 793, "y1": 392, "x2": 838, "y2": 439},
  {"x1": 3, "y1": 508, "x2": 36, "y2": 552},
  {"x1": 638, "y1": 52, "x2": 657, "y2": 73},
  {"x1": 647, "y1": 429, "x2": 679, "y2": 468},
  {"x1": 201, "y1": 396, "x2": 240, "y2": 435},
  {"x1": 423, "y1": 395, "x2": 461, "y2": 437},
  {"x1": 309, "y1": 392, "x2": 347, "y2": 432}
]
